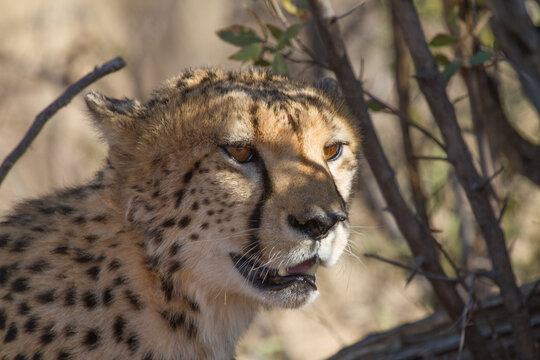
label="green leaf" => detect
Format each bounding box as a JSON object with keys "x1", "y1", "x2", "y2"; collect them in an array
[
  {"x1": 429, "y1": 33, "x2": 459, "y2": 47},
  {"x1": 367, "y1": 99, "x2": 386, "y2": 112},
  {"x1": 442, "y1": 61, "x2": 462, "y2": 83},
  {"x1": 434, "y1": 53, "x2": 451, "y2": 67},
  {"x1": 272, "y1": 53, "x2": 287, "y2": 75},
  {"x1": 277, "y1": 23, "x2": 303, "y2": 50},
  {"x1": 216, "y1": 25, "x2": 263, "y2": 47},
  {"x1": 266, "y1": 24, "x2": 284, "y2": 41},
  {"x1": 254, "y1": 59, "x2": 271, "y2": 67},
  {"x1": 229, "y1": 44, "x2": 262, "y2": 61},
  {"x1": 469, "y1": 50, "x2": 491, "y2": 66}
]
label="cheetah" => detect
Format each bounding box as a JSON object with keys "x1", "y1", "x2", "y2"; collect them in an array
[{"x1": 0, "y1": 69, "x2": 360, "y2": 359}]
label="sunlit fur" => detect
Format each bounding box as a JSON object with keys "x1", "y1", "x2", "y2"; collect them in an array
[{"x1": 0, "y1": 68, "x2": 360, "y2": 359}]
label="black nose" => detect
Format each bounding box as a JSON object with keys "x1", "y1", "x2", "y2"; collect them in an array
[{"x1": 288, "y1": 210, "x2": 347, "y2": 240}]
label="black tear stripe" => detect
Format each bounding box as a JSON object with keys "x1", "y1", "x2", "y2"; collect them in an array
[{"x1": 246, "y1": 154, "x2": 273, "y2": 261}]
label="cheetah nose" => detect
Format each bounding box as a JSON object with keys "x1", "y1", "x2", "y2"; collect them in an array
[{"x1": 288, "y1": 209, "x2": 347, "y2": 240}]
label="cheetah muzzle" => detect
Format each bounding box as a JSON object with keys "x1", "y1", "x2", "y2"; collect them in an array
[{"x1": 0, "y1": 68, "x2": 360, "y2": 359}]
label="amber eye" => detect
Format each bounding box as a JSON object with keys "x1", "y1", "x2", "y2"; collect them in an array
[
  {"x1": 324, "y1": 143, "x2": 343, "y2": 161},
  {"x1": 224, "y1": 145, "x2": 254, "y2": 163}
]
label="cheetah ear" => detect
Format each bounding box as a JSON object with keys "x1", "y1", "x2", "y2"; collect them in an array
[
  {"x1": 314, "y1": 77, "x2": 342, "y2": 100},
  {"x1": 85, "y1": 90, "x2": 145, "y2": 145}
]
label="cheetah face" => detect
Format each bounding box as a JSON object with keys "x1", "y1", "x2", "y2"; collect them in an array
[{"x1": 86, "y1": 69, "x2": 360, "y2": 310}]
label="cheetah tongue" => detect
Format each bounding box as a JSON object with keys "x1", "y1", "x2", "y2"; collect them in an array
[{"x1": 286, "y1": 257, "x2": 317, "y2": 275}]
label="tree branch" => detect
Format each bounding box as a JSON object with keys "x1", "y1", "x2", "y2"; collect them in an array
[
  {"x1": 0, "y1": 57, "x2": 127, "y2": 187},
  {"x1": 307, "y1": 0, "x2": 492, "y2": 358},
  {"x1": 389, "y1": 1, "x2": 538, "y2": 358}
]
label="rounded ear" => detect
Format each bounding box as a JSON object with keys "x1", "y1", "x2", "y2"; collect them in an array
[
  {"x1": 85, "y1": 90, "x2": 145, "y2": 146},
  {"x1": 314, "y1": 77, "x2": 342, "y2": 100}
]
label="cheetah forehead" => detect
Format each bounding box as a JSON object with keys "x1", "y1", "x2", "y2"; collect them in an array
[{"x1": 85, "y1": 68, "x2": 359, "y2": 161}]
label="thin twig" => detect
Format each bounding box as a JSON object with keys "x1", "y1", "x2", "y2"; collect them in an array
[
  {"x1": 0, "y1": 57, "x2": 126, "y2": 187},
  {"x1": 363, "y1": 253, "x2": 458, "y2": 283},
  {"x1": 333, "y1": 2, "x2": 365, "y2": 21},
  {"x1": 458, "y1": 275, "x2": 476, "y2": 360},
  {"x1": 497, "y1": 197, "x2": 509, "y2": 224},
  {"x1": 364, "y1": 89, "x2": 447, "y2": 151},
  {"x1": 414, "y1": 156, "x2": 450, "y2": 162}
]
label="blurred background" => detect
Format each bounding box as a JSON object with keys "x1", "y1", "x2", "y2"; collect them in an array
[{"x1": 0, "y1": 0, "x2": 539, "y2": 359}]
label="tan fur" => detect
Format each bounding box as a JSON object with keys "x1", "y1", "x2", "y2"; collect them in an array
[{"x1": 0, "y1": 68, "x2": 360, "y2": 359}]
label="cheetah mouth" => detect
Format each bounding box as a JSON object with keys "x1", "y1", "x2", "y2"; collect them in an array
[{"x1": 230, "y1": 253, "x2": 319, "y2": 291}]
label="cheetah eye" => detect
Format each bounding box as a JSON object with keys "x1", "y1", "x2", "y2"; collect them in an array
[
  {"x1": 224, "y1": 145, "x2": 254, "y2": 163},
  {"x1": 324, "y1": 143, "x2": 343, "y2": 161}
]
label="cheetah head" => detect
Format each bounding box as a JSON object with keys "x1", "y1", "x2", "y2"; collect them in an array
[{"x1": 86, "y1": 69, "x2": 360, "y2": 309}]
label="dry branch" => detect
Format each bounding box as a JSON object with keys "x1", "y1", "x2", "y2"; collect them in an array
[
  {"x1": 0, "y1": 57, "x2": 126, "y2": 187},
  {"x1": 389, "y1": 1, "x2": 538, "y2": 358},
  {"x1": 307, "y1": 0, "x2": 492, "y2": 358}
]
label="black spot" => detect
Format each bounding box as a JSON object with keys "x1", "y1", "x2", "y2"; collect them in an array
[
  {"x1": 24, "y1": 315, "x2": 39, "y2": 333},
  {"x1": 64, "y1": 287, "x2": 77, "y2": 306},
  {"x1": 114, "y1": 276, "x2": 128, "y2": 286},
  {"x1": 185, "y1": 297, "x2": 200, "y2": 313},
  {"x1": 90, "y1": 215, "x2": 107, "y2": 223},
  {"x1": 168, "y1": 261, "x2": 182, "y2": 275},
  {"x1": 207, "y1": 210, "x2": 215, "y2": 216},
  {"x1": 36, "y1": 289, "x2": 56, "y2": 303},
  {"x1": 32, "y1": 351, "x2": 43, "y2": 360},
  {"x1": 64, "y1": 324, "x2": 76, "y2": 337},
  {"x1": 58, "y1": 206, "x2": 75, "y2": 215},
  {"x1": 160, "y1": 277, "x2": 173, "y2": 301},
  {"x1": 72, "y1": 216, "x2": 86, "y2": 225},
  {"x1": 103, "y1": 287, "x2": 114, "y2": 306},
  {"x1": 0, "y1": 262, "x2": 18, "y2": 285},
  {"x1": 11, "y1": 277, "x2": 29, "y2": 292},
  {"x1": 14, "y1": 354, "x2": 27, "y2": 360},
  {"x1": 84, "y1": 235, "x2": 99, "y2": 243},
  {"x1": 190, "y1": 233, "x2": 199, "y2": 241},
  {"x1": 30, "y1": 225, "x2": 46, "y2": 232},
  {"x1": 27, "y1": 259, "x2": 51, "y2": 273},
  {"x1": 178, "y1": 216, "x2": 191, "y2": 228},
  {"x1": 113, "y1": 316, "x2": 125, "y2": 343},
  {"x1": 174, "y1": 189, "x2": 185, "y2": 209},
  {"x1": 82, "y1": 291, "x2": 98, "y2": 308},
  {"x1": 169, "y1": 243, "x2": 182, "y2": 257},
  {"x1": 125, "y1": 289, "x2": 144, "y2": 310},
  {"x1": 4, "y1": 322, "x2": 18, "y2": 343},
  {"x1": 18, "y1": 302, "x2": 31, "y2": 315},
  {"x1": 126, "y1": 332, "x2": 140, "y2": 353},
  {"x1": 52, "y1": 245, "x2": 69, "y2": 255},
  {"x1": 86, "y1": 266, "x2": 100, "y2": 280},
  {"x1": 201, "y1": 223, "x2": 209, "y2": 230},
  {"x1": 191, "y1": 202, "x2": 199, "y2": 211},
  {"x1": 151, "y1": 190, "x2": 160, "y2": 198},
  {"x1": 39, "y1": 324, "x2": 56, "y2": 345},
  {"x1": 57, "y1": 350, "x2": 72, "y2": 360},
  {"x1": 108, "y1": 259, "x2": 122, "y2": 271},
  {"x1": 161, "y1": 218, "x2": 176, "y2": 228},
  {"x1": 0, "y1": 233, "x2": 10, "y2": 247},
  {"x1": 183, "y1": 170, "x2": 193, "y2": 184},
  {"x1": 2, "y1": 293, "x2": 13, "y2": 302},
  {"x1": 160, "y1": 310, "x2": 184, "y2": 330},
  {"x1": 11, "y1": 235, "x2": 32, "y2": 252},
  {"x1": 187, "y1": 318, "x2": 197, "y2": 339},
  {"x1": 143, "y1": 352, "x2": 155, "y2": 360},
  {"x1": 0, "y1": 308, "x2": 6, "y2": 329},
  {"x1": 73, "y1": 249, "x2": 95, "y2": 263},
  {"x1": 83, "y1": 328, "x2": 100, "y2": 348}
]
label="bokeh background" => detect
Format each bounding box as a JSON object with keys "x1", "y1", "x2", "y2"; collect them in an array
[{"x1": 1, "y1": 1, "x2": 539, "y2": 359}]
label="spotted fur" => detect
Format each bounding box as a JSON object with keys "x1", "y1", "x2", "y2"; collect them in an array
[{"x1": 0, "y1": 68, "x2": 360, "y2": 359}]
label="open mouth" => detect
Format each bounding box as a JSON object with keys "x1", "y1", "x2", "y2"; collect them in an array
[{"x1": 230, "y1": 253, "x2": 319, "y2": 291}]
